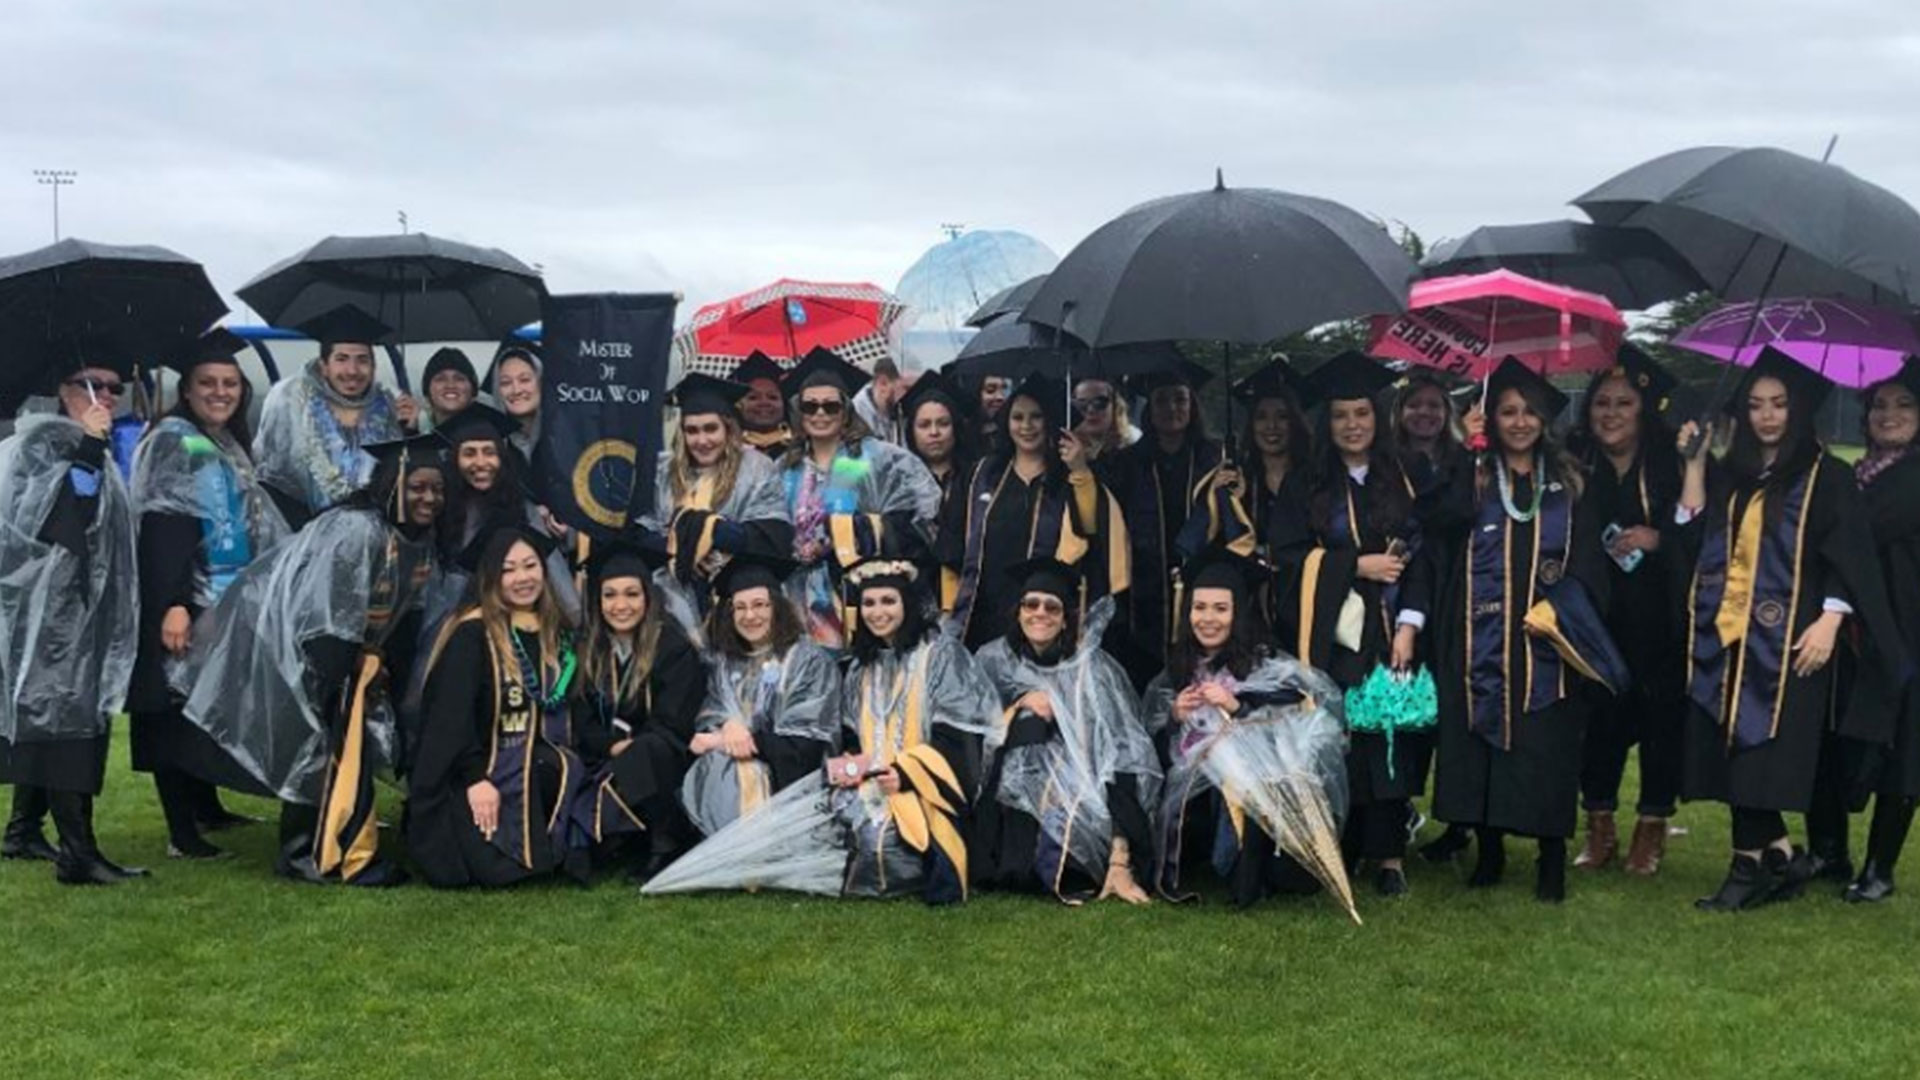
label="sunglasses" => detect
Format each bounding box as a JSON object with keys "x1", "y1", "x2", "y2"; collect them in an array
[
  {"x1": 798, "y1": 399, "x2": 844, "y2": 417},
  {"x1": 65, "y1": 377, "x2": 125, "y2": 398},
  {"x1": 1019, "y1": 596, "x2": 1065, "y2": 615},
  {"x1": 1073, "y1": 395, "x2": 1112, "y2": 413}
]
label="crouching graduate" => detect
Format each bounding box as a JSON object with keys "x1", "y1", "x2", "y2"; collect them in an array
[
  {"x1": 0, "y1": 360, "x2": 141, "y2": 884},
  {"x1": 642, "y1": 559, "x2": 995, "y2": 903},
  {"x1": 679, "y1": 553, "x2": 840, "y2": 840},
  {"x1": 1149, "y1": 551, "x2": 1356, "y2": 916},
  {"x1": 568, "y1": 541, "x2": 707, "y2": 882},
  {"x1": 408, "y1": 523, "x2": 591, "y2": 888},
  {"x1": 171, "y1": 433, "x2": 445, "y2": 885},
  {"x1": 972, "y1": 558, "x2": 1160, "y2": 904}
]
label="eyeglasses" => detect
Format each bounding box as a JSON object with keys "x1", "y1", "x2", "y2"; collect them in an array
[
  {"x1": 798, "y1": 400, "x2": 844, "y2": 417},
  {"x1": 732, "y1": 599, "x2": 774, "y2": 615},
  {"x1": 1019, "y1": 596, "x2": 1065, "y2": 615},
  {"x1": 1073, "y1": 395, "x2": 1112, "y2": 413},
  {"x1": 65, "y1": 377, "x2": 125, "y2": 398}
]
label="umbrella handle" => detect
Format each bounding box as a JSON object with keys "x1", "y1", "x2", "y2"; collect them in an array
[{"x1": 1685, "y1": 240, "x2": 1792, "y2": 456}]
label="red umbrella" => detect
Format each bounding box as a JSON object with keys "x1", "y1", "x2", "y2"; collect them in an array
[
  {"x1": 1367, "y1": 269, "x2": 1625, "y2": 379},
  {"x1": 675, "y1": 278, "x2": 907, "y2": 377}
]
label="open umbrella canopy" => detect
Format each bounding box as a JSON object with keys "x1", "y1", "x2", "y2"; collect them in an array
[
  {"x1": 675, "y1": 278, "x2": 906, "y2": 377},
  {"x1": 964, "y1": 273, "x2": 1049, "y2": 328},
  {"x1": 1369, "y1": 270, "x2": 1625, "y2": 379},
  {"x1": 0, "y1": 238, "x2": 226, "y2": 412},
  {"x1": 237, "y1": 233, "x2": 545, "y2": 343},
  {"x1": 948, "y1": 312, "x2": 1186, "y2": 382},
  {"x1": 1422, "y1": 220, "x2": 1705, "y2": 310},
  {"x1": 1672, "y1": 297, "x2": 1920, "y2": 389},
  {"x1": 1574, "y1": 146, "x2": 1920, "y2": 305},
  {"x1": 1021, "y1": 171, "x2": 1418, "y2": 347}
]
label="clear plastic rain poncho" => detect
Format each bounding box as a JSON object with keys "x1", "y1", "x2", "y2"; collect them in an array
[
  {"x1": 639, "y1": 447, "x2": 792, "y2": 633},
  {"x1": 129, "y1": 416, "x2": 290, "y2": 611},
  {"x1": 679, "y1": 638, "x2": 842, "y2": 836},
  {"x1": 0, "y1": 415, "x2": 137, "y2": 746},
  {"x1": 1148, "y1": 653, "x2": 1358, "y2": 921},
  {"x1": 252, "y1": 360, "x2": 404, "y2": 514},
  {"x1": 645, "y1": 633, "x2": 996, "y2": 899},
  {"x1": 974, "y1": 599, "x2": 1162, "y2": 885},
  {"x1": 169, "y1": 507, "x2": 431, "y2": 802},
  {"x1": 781, "y1": 439, "x2": 942, "y2": 648}
]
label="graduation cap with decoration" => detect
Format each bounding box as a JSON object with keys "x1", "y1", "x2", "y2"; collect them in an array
[
  {"x1": 780, "y1": 346, "x2": 870, "y2": 398},
  {"x1": 436, "y1": 402, "x2": 520, "y2": 447},
  {"x1": 1302, "y1": 351, "x2": 1396, "y2": 409},
  {"x1": 1724, "y1": 346, "x2": 1834, "y2": 416},
  {"x1": 668, "y1": 373, "x2": 750, "y2": 418},
  {"x1": 1603, "y1": 344, "x2": 1679, "y2": 414},
  {"x1": 1485, "y1": 355, "x2": 1571, "y2": 421},
  {"x1": 296, "y1": 306, "x2": 392, "y2": 350}
]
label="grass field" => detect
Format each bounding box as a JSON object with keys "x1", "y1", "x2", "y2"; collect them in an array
[{"x1": 4, "y1": 743, "x2": 1918, "y2": 1080}]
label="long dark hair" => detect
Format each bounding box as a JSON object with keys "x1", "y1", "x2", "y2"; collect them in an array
[
  {"x1": 1166, "y1": 585, "x2": 1267, "y2": 685},
  {"x1": 1567, "y1": 368, "x2": 1678, "y2": 485},
  {"x1": 1237, "y1": 391, "x2": 1311, "y2": 488},
  {"x1": 1144, "y1": 384, "x2": 1212, "y2": 448},
  {"x1": 848, "y1": 582, "x2": 936, "y2": 665},
  {"x1": 1723, "y1": 377, "x2": 1822, "y2": 521},
  {"x1": 439, "y1": 437, "x2": 528, "y2": 554},
  {"x1": 705, "y1": 585, "x2": 806, "y2": 660},
  {"x1": 163, "y1": 359, "x2": 257, "y2": 452},
  {"x1": 1477, "y1": 385, "x2": 1584, "y2": 500},
  {"x1": 906, "y1": 393, "x2": 979, "y2": 477},
  {"x1": 993, "y1": 389, "x2": 1069, "y2": 492},
  {"x1": 579, "y1": 570, "x2": 667, "y2": 713},
  {"x1": 1310, "y1": 395, "x2": 1414, "y2": 542}
]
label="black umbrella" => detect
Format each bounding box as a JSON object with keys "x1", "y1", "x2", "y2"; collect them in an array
[
  {"x1": 963, "y1": 273, "x2": 1049, "y2": 328},
  {"x1": 948, "y1": 312, "x2": 1186, "y2": 382},
  {"x1": 1022, "y1": 170, "x2": 1417, "y2": 437},
  {"x1": 238, "y1": 233, "x2": 545, "y2": 348},
  {"x1": 1573, "y1": 145, "x2": 1920, "y2": 305},
  {"x1": 0, "y1": 238, "x2": 227, "y2": 413},
  {"x1": 1422, "y1": 220, "x2": 1706, "y2": 310}
]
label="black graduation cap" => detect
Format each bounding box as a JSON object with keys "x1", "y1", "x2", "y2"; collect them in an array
[
  {"x1": 781, "y1": 346, "x2": 870, "y2": 397},
  {"x1": 296, "y1": 306, "x2": 391, "y2": 348},
  {"x1": 1127, "y1": 359, "x2": 1216, "y2": 395},
  {"x1": 1005, "y1": 372, "x2": 1068, "y2": 430},
  {"x1": 436, "y1": 402, "x2": 519, "y2": 446},
  {"x1": 455, "y1": 519, "x2": 558, "y2": 575},
  {"x1": 423, "y1": 346, "x2": 478, "y2": 387},
  {"x1": 1181, "y1": 547, "x2": 1265, "y2": 596},
  {"x1": 363, "y1": 431, "x2": 448, "y2": 470},
  {"x1": 899, "y1": 368, "x2": 975, "y2": 422},
  {"x1": 585, "y1": 539, "x2": 668, "y2": 584},
  {"x1": 1233, "y1": 359, "x2": 1311, "y2": 405},
  {"x1": 1724, "y1": 347, "x2": 1834, "y2": 416},
  {"x1": 162, "y1": 326, "x2": 250, "y2": 375},
  {"x1": 1605, "y1": 344, "x2": 1679, "y2": 411},
  {"x1": 668, "y1": 373, "x2": 750, "y2": 417},
  {"x1": 1485, "y1": 356, "x2": 1571, "y2": 421},
  {"x1": 1303, "y1": 351, "x2": 1395, "y2": 407},
  {"x1": 729, "y1": 351, "x2": 788, "y2": 387},
  {"x1": 712, "y1": 549, "x2": 801, "y2": 600},
  {"x1": 1007, "y1": 555, "x2": 1082, "y2": 604},
  {"x1": 1882, "y1": 356, "x2": 1920, "y2": 400}
]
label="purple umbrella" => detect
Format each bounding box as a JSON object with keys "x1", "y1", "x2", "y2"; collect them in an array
[{"x1": 1672, "y1": 297, "x2": 1920, "y2": 388}]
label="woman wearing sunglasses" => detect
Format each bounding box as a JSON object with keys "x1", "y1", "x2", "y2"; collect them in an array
[{"x1": 776, "y1": 347, "x2": 941, "y2": 653}]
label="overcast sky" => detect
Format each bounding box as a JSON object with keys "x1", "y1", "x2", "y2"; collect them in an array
[{"x1": 6, "y1": 1, "x2": 1920, "y2": 324}]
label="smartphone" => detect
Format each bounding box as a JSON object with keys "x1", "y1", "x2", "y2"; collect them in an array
[{"x1": 1602, "y1": 523, "x2": 1643, "y2": 574}]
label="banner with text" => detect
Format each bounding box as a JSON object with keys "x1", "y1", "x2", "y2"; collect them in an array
[{"x1": 534, "y1": 292, "x2": 677, "y2": 538}]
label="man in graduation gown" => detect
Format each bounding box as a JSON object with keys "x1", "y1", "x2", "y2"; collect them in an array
[{"x1": 0, "y1": 357, "x2": 143, "y2": 884}]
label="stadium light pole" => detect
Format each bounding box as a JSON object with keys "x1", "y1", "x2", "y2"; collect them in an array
[{"x1": 33, "y1": 169, "x2": 77, "y2": 241}]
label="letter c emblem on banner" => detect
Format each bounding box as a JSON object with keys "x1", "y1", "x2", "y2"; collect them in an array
[{"x1": 571, "y1": 438, "x2": 638, "y2": 528}]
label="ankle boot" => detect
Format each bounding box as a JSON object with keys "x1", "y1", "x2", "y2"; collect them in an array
[
  {"x1": 1467, "y1": 828, "x2": 1506, "y2": 887},
  {"x1": 50, "y1": 792, "x2": 128, "y2": 886},
  {"x1": 1622, "y1": 818, "x2": 1668, "y2": 876},
  {"x1": 1805, "y1": 840, "x2": 1853, "y2": 884},
  {"x1": 1844, "y1": 861, "x2": 1896, "y2": 904},
  {"x1": 1695, "y1": 853, "x2": 1772, "y2": 912},
  {"x1": 1536, "y1": 839, "x2": 1568, "y2": 902},
  {"x1": 1573, "y1": 811, "x2": 1617, "y2": 870},
  {"x1": 1420, "y1": 823, "x2": 1472, "y2": 864}
]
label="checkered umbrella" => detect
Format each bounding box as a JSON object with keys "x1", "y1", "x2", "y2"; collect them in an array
[{"x1": 674, "y1": 278, "x2": 907, "y2": 377}]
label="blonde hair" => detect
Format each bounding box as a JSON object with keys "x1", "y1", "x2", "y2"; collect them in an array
[{"x1": 668, "y1": 412, "x2": 745, "y2": 508}]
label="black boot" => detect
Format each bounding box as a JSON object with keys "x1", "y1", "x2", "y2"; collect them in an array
[
  {"x1": 1848, "y1": 796, "x2": 1915, "y2": 904},
  {"x1": 155, "y1": 770, "x2": 223, "y2": 860},
  {"x1": 1804, "y1": 839, "x2": 1853, "y2": 884},
  {"x1": 1845, "y1": 862, "x2": 1896, "y2": 904},
  {"x1": 1374, "y1": 865, "x2": 1410, "y2": 898},
  {"x1": 1535, "y1": 838, "x2": 1568, "y2": 903},
  {"x1": 2, "y1": 784, "x2": 57, "y2": 861},
  {"x1": 274, "y1": 803, "x2": 327, "y2": 884},
  {"x1": 1421, "y1": 823, "x2": 1473, "y2": 863},
  {"x1": 1695, "y1": 853, "x2": 1773, "y2": 912},
  {"x1": 193, "y1": 778, "x2": 262, "y2": 832},
  {"x1": 50, "y1": 791, "x2": 143, "y2": 886},
  {"x1": 1466, "y1": 828, "x2": 1505, "y2": 888}
]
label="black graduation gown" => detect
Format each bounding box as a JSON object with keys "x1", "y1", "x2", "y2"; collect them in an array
[
  {"x1": 1102, "y1": 437, "x2": 1224, "y2": 686},
  {"x1": 1280, "y1": 466, "x2": 1433, "y2": 806},
  {"x1": 407, "y1": 621, "x2": 581, "y2": 888},
  {"x1": 0, "y1": 434, "x2": 112, "y2": 793},
  {"x1": 572, "y1": 620, "x2": 707, "y2": 845},
  {"x1": 1429, "y1": 469, "x2": 1611, "y2": 839},
  {"x1": 1851, "y1": 455, "x2": 1920, "y2": 797},
  {"x1": 1677, "y1": 454, "x2": 1902, "y2": 812},
  {"x1": 128, "y1": 512, "x2": 203, "y2": 773}
]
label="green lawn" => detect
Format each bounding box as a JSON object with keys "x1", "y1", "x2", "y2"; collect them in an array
[{"x1": 4, "y1": 743, "x2": 1918, "y2": 1079}]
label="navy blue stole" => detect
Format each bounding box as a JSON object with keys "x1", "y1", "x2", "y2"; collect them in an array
[
  {"x1": 1465, "y1": 477, "x2": 1574, "y2": 749},
  {"x1": 1687, "y1": 460, "x2": 1818, "y2": 750}
]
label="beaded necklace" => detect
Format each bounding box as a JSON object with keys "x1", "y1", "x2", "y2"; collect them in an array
[{"x1": 1495, "y1": 453, "x2": 1545, "y2": 523}]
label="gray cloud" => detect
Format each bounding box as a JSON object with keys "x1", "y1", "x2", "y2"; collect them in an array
[{"x1": 5, "y1": 0, "x2": 1920, "y2": 323}]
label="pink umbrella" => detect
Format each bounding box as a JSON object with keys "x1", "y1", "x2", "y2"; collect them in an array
[
  {"x1": 1671, "y1": 297, "x2": 1920, "y2": 389},
  {"x1": 1367, "y1": 269, "x2": 1626, "y2": 378}
]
